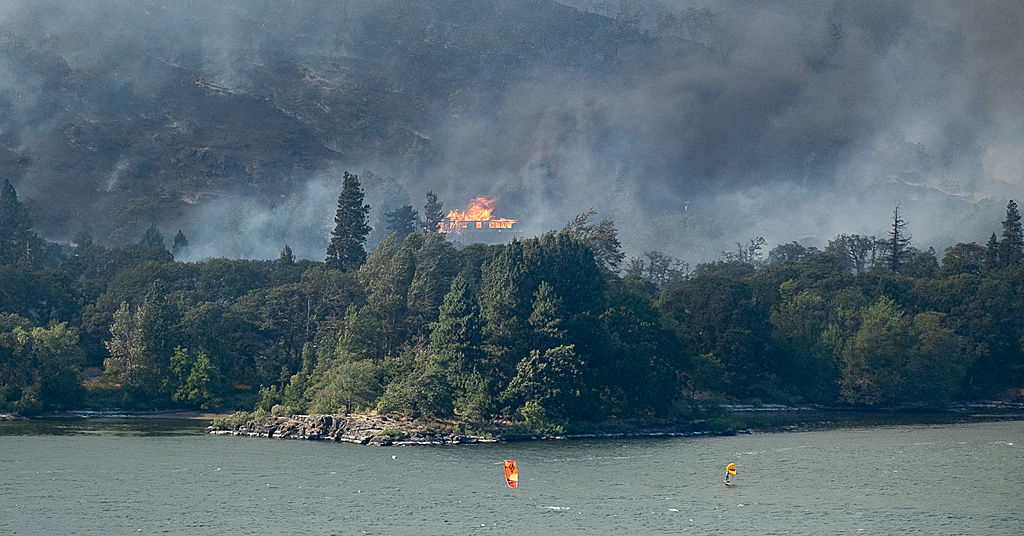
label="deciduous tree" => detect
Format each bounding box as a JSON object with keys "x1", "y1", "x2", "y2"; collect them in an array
[
  {"x1": 839, "y1": 296, "x2": 914, "y2": 405},
  {"x1": 940, "y1": 242, "x2": 985, "y2": 277},
  {"x1": 562, "y1": 209, "x2": 625, "y2": 271},
  {"x1": 170, "y1": 347, "x2": 221, "y2": 410},
  {"x1": 825, "y1": 234, "x2": 878, "y2": 274}
]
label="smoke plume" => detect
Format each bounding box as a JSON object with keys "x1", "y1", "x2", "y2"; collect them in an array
[{"x1": 2, "y1": 0, "x2": 1021, "y2": 263}]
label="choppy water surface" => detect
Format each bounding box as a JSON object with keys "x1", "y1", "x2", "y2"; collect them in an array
[{"x1": 1, "y1": 419, "x2": 1021, "y2": 535}]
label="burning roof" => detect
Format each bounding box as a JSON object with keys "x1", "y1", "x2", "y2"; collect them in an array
[{"x1": 439, "y1": 197, "x2": 517, "y2": 234}]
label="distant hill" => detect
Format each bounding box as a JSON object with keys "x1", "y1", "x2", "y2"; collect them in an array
[
  {"x1": 0, "y1": 0, "x2": 645, "y2": 244},
  {"x1": 2, "y1": 0, "x2": 1019, "y2": 260}
]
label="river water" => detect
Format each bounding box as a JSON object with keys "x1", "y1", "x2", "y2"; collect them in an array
[{"x1": 1, "y1": 418, "x2": 1021, "y2": 535}]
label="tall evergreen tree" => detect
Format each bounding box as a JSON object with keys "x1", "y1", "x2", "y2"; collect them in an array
[
  {"x1": 423, "y1": 191, "x2": 444, "y2": 233},
  {"x1": 998, "y1": 200, "x2": 1023, "y2": 267},
  {"x1": 361, "y1": 233, "x2": 419, "y2": 359},
  {"x1": 881, "y1": 204, "x2": 911, "y2": 273},
  {"x1": 0, "y1": 179, "x2": 35, "y2": 266},
  {"x1": 528, "y1": 281, "x2": 567, "y2": 348},
  {"x1": 139, "y1": 224, "x2": 166, "y2": 251},
  {"x1": 172, "y1": 230, "x2": 189, "y2": 256},
  {"x1": 384, "y1": 205, "x2": 419, "y2": 244},
  {"x1": 429, "y1": 275, "x2": 485, "y2": 394},
  {"x1": 984, "y1": 232, "x2": 1000, "y2": 272},
  {"x1": 326, "y1": 171, "x2": 371, "y2": 271},
  {"x1": 279, "y1": 244, "x2": 295, "y2": 265},
  {"x1": 406, "y1": 232, "x2": 462, "y2": 335},
  {"x1": 479, "y1": 239, "x2": 536, "y2": 379}
]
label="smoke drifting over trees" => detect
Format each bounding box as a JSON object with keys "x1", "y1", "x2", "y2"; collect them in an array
[{"x1": 1, "y1": 0, "x2": 1022, "y2": 262}]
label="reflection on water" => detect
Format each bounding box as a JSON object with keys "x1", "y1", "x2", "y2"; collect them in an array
[
  {"x1": 0, "y1": 416, "x2": 209, "y2": 437},
  {"x1": 735, "y1": 407, "x2": 1024, "y2": 433}
]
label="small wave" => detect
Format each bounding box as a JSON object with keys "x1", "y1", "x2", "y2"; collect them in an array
[{"x1": 543, "y1": 506, "x2": 571, "y2": 511}]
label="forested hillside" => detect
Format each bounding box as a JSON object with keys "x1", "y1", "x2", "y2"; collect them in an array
[{"x1": 2, "y1": 177, "x2": 1022, "y2": 430}]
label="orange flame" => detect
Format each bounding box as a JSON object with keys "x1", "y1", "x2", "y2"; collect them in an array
[
  {"x1": 440, "y1": 197, "x2": 516, "y2": 234},
  {"x1": 447, "y1": 197, "x2": 495, "y2": 222}
]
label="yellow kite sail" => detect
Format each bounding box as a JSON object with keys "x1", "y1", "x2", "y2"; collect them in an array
[
  {"x1": 726, "y1": 463, "x2": 737, "y2": 476},
  {"x1": 504, "y1": 460, "x2": 519, "y2": 489}
]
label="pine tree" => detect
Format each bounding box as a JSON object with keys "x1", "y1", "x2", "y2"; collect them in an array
[
  {"x1": 171, "y1": 230, "x2": 189, "y2": 257},
  {"x1": 279, "y1": 244, "x2": 295, "y2": 265},
  {"x1": 423, "y1": 191, "x2": 444, "y2": 233},
  {"x1": 529, "y1": 281, "x2": 567, "y2": 347},
  {"x1": 139, "y1": 224, "x2": 166, "y2": 251},
  {"x1": 882, "y1": 203, "x2": 911, "y2": 273},
  {"x1": 999, "y1": 200, "x2": 1023, "y2": 267},
  {"x1": 326, "y1": 171, "x2": 371, "y2": 271},
  {"x1": 406, "y1": 232, "x2": 462, "y2": 335},
  {"x1": 429, "y1": 275, "x2": 485, "y2": 391},
  {"x1": 428, "y1": 274, "x2": 488, "y2": 417},
  {"x1": 0, "y1": 178, "x2": 35, "y2": 266},
  {"x1": 385, "y1": 205, "x2": 419, "y2": 244},
  {"x1": 984, "y1": 232, "x2": 1000, "y2": 272}
]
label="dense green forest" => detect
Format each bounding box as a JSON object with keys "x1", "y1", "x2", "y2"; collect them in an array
[{"x1": 2, "y1": 176, "x2": 1023, "y2": 430}]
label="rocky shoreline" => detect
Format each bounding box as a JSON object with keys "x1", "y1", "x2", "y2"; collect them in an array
[
  {"x1": 207, "y1": 413, "x2": 497, "y2": 446},
  {"x1": 205, "y1": 401, "x2": 1024, "y2": 446},
  {"x1": 206, "y1": 413, "x2": 743, "y2": 446}
]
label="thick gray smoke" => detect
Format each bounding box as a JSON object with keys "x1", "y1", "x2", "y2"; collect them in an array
[
  {"x1": 421, "y1": 1, "x2": 1024, "y2": 260},
  {"x1": 2, "y1": 1, "x2": 1022, "y2": 263}
]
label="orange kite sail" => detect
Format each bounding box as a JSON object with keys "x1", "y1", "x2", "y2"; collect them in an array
[{"x1": 504, "y1": 459, "x2": 519, "y2": 489}]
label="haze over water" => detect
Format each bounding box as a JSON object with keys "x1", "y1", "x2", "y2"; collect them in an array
[{"x1": 1, "y1": 420, "x2": 1020, "y2": 534}]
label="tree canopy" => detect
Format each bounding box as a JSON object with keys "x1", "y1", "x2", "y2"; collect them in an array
[{"x1": 1, "y1": 177, "x2": 1022, "y2": 425}]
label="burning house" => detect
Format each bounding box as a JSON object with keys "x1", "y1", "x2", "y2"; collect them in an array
[{"x1": 438, "y1": 197, "x2": 518, "y2": 235}]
